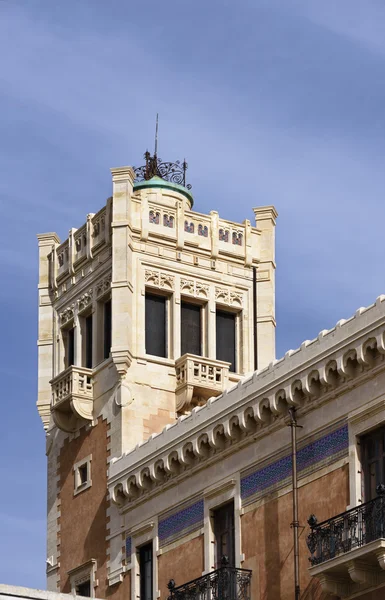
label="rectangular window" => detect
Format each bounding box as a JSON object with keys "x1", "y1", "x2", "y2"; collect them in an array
[
  {"x1": 361, "y1": 426, "x2": 385, "y2": 501},
  {"x1": 85, "y1": 314, "x2": 93, "y2": 369},
  {"x1": 213, "y1": 500, "x2": 235, "y2": 568},
  {"x1": 139, "y1": 543, "x2": 153, "y2": 600},
  {"x1": 67, "y1": 327, "x2": 75, "y2": 368},
  {"x1": 181, "y1": 302, "x2": 201, "y2": 356},
  {"x1": 216, "y1": 310, "x2": 236, "y2": 372},
  {"x1": 74, "y1": 455, "x2": 92, "y2": 495},
  {"x1": 145, "y1": 293, "x2": 167, "y2": 358},
  {"x1": 103, "y1": 299, "x2": 112, "y2": 360}
]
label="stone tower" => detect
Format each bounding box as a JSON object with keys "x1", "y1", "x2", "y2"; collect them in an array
[{"x1": 37, "y1": 153, "x2": 277, "y2": 596}]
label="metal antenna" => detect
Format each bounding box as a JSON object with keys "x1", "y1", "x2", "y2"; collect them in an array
[{"x1": 154, "y1": 113, "x2": 159, "y2": 157}]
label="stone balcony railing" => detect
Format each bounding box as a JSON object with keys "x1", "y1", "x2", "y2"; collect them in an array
[
  {"x1": 175, "y1": 354, "x2": 231, "y2": 413},
  {"x1": 307, "y1": 487, "x2": 385, "y2": 598},
  {"x1": 50, "y1": 365, "x2": 93, "y2": 432}
]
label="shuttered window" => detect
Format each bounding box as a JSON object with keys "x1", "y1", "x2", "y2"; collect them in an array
[
  {"x1": 216, "y1": 310, "x2": 236, "y2": 372},
  {"x1": 181, "y1": 302, "x2": 201, "y2": 356},
  {"x1": 103, "y1": 299, "x2": 112, "y2": 359},
  {"x1": 145, "y1": 293, "x2": 167, "y2": 358}
]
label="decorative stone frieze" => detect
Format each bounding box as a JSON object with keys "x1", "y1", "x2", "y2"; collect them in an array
[
  {"x1": 109, "y1": 295, "x2": 385, "y2": 506},
  {"x1": 78, "y1": 289, "x2": 93, "y2": 314},
  {"x1": 144, "y1": 269, "x2": 175, "y2": 290},
  {"x1": 180, "y1": 279, "x2": 209, "y2": 299},
  {"x1": 96, "y1": 274, "x2": 112, "y2": 299},
  {"x1": 215, "y1": 287, "x2": 243, "y2": 306},
  {"x1": 59, "y1": 304, "x2": 75, "y2": 326}
]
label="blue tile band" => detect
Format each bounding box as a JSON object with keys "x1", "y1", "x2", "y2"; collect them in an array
[
  {"x1": 158, "y1": 498, "x2": 204, "y2": 547},
  {"x1": 125, "y1": 536, "x2": 131, "y2": 561},
  {"x1": 241, "y1": 423, "x2": 348, "y2": 504}
]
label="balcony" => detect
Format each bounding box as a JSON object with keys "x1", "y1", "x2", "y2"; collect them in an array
[
  {"x1": 307, "y1": 486, "x2": 385, "y2": 598},
  {"x1": 175, "y1": 354, "x2": 231, "y2": 413},
  {"x1": 167, "y1": 561, "x2": 251, "y2": 600},
  {"x1": 50, "y1": 366, "x2": 94, "y2": 432}
]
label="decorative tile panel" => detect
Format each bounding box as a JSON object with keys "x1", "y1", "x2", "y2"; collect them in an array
[
  {"x1": 158, "y1": 498, "x2": 204, "y2": 547},
  {"x1": 240, "y1": 422, "x2": 348, "y2": 504},
  {"x1": 125, "y1": 536, "x2": 131, "y2": 561}
]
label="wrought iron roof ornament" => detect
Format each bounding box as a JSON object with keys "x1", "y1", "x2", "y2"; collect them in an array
[{"x1": 133, "y1": 115, "x2": 192, "y2": 190}]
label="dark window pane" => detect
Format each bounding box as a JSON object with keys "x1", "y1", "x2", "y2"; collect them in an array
[
  {"x1": 76, "y1": 580, "x2": 91, "y2": 597},
  {"x1": 216, "y1": 310, "x2": 236, "y2": 372},
  {"x1": 362, "y1": 427, "x2": 385, "y2": 501},
  {"x1": 68, "y1": 328, "x2": 75, "y2": 367},
  {"x1": 145, "y1": 294, "x2": 166, "y2": 358},
  {"x1": 213, "y1": 501, "x2": 235, "y2": 567},
  {"x1": 85, "y1": 315, "x2": 93, "y2": 369},
  {"x1": 103, "y1": 300, "x2": 112, "y2": 359},
  {"x1": 79, "y1": 463, "x2": 88, "y2": 485},
  {"x1": 140, "y1": 543, "x2": 153, "y2": 600},
  {"x1": 181, "y1": 302, "x2": 201, "y2": 356}
]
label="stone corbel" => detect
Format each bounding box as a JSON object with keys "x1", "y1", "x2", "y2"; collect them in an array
[
  {"x1": 111, "y1": 349, "x2": 132, "y2": 380},
  {"x1": 347, "y1": 559, "x2": 378, "y2": 585},
  {"x1": 375, "y1": 548, "x2": 385, "y2": 570},
  {"x1": 317, "y1": 572, "x2": 350, "y2": 598},
  {"x1": 176, "y1": 385, "x2": 194, "y2": 414}
]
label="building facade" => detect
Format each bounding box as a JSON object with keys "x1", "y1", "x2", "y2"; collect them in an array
[{"x1": 38, "y1": 156, "x2": 385, "y2": 600}]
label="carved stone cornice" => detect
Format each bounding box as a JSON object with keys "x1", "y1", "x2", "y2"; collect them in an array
[{"x1": 108, "y1": 296, "x2": 385, "y2": 507}]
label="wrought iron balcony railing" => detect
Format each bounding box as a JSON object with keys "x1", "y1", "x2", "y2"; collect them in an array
[
  {"x1": 307, "y1": 484, "x2": 385, "y2": 566},
  {"x1": 167, "y1": 563, "x2": 251, "y2": 600}
]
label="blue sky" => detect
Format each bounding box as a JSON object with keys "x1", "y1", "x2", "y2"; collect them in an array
[{"x1": 1, "y1": 0, "x2": 385, "y2": 589}]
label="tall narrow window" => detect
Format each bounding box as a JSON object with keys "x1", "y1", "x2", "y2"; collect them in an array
[
  {"x1": 103, "y1": 299, "x2": 112, "y2": 360},
  {"x1": 139, "y1": 543, "x2": 153, "y2": 600},
  {"x1": 67, "y1": 327, "x2": 75, "y2": 367},
  {"x1": 181, "y1": 302, "x2": 201, "y2": 356},
  {"x1": 361, "y1": 426, "x2": 385, "y2": 501},
  {"x1": 85, "y1": 314, "x2": 93, "y2": 369},
  {"x1": 213, "y1": 501, "x2": 235, "y2": 568},
  {"x1": 145, "y1": 293, "x2": 166, "y2": 358},
  {"x1": 216, "y1": 310, "x2": 236, "y2": 372}
]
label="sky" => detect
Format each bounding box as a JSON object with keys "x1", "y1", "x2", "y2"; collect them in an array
[{"x1": 1, "y1": 0, "x2": 385, "y2": 589}]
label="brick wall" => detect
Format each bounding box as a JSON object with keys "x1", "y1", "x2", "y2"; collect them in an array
[{"x1": 58, "y1": 419, "x2": 108, "y2": 595}]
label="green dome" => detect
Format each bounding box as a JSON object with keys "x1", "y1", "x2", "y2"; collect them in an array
[{"x1": 133, "y1": 176, "x2": 194, "y2": 207}]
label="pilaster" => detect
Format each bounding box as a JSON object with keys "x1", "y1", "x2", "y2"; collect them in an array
[{"x1": 37, "y1": 232, "x2": 61, "y2": 429}]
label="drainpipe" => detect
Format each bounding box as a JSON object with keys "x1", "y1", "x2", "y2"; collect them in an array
[
  {"x1": 289, "y1": 407, "x2": 300, "y2": 600},
  {"x1": 253, "y1": 266, "x2": 258, "y2": 371}
]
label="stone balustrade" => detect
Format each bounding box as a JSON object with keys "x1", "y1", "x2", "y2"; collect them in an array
[
  {"x1": 51, "y1": 366, "x2": 93, "y2": 432},
  {"x1": 175, "y1": 354, "x2": 231, "y2": 413}
]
